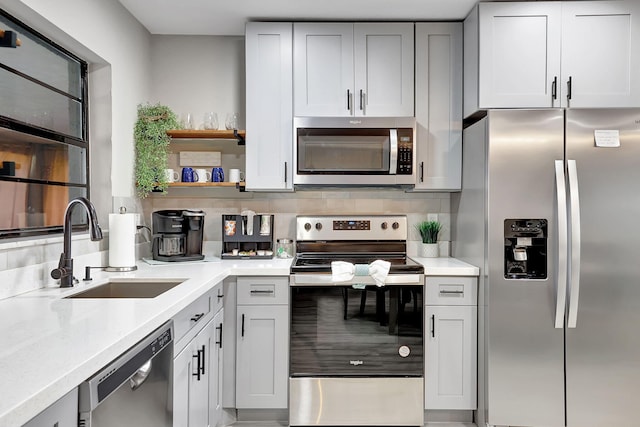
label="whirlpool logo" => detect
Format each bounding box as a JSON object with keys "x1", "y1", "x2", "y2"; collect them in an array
[{"x1": 349, "y1": 360, "x2": 364, "y2": 366}]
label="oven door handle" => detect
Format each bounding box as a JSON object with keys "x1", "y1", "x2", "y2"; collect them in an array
[{"x1": 389, "y1": 129, "x2": 398, "y2": 175}]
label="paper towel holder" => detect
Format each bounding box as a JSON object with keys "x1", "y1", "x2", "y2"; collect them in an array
[{"x1": 106, "y1": 206, "x2": 138, "y2": 272}]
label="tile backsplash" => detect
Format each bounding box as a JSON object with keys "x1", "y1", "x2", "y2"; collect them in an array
[
  {"x1": 0, "y1": 190, "x2": 451, "y2": 300},
  {"x1": 145, "y1": 189, "x2": 452, "y2": 257}
]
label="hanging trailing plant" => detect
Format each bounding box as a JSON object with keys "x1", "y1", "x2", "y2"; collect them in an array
[{"x1": 134, "y1": 103, "x2": 182, "y2": 198}]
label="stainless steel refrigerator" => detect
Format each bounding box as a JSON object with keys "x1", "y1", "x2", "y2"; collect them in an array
[{"x1": 453, "y1": 109, "x2": 640, "y2": 427}]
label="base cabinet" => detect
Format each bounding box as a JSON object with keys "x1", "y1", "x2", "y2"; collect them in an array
[
  {"x1": 174, "y1": 319, "x2": 215, "y2": 427},
  {"x1": 235, "y1": 277, "x2": 289, "y2": 409},
  {"x1": 173, "y1": 283, "x2": 224, "y2": 427},
  {"x1": 425, "y1": 277, "x2": 477, "y2": 410},
  {"x1": 22, "y1": 388, "x2": 77, "y2": 427}
]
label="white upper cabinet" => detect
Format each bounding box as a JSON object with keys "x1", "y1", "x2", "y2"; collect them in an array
[
  {"x1": 353, "y1": 23, "x2": 415, "y2": 117},
  {"x1": 561, "y1": 1, "x2": 640, "y2": 108},
  {"x1": 414, "y1": 23, "x2": 463, "y2": 191},
  {"x1": 479, "y1": 2, "x2": 562, "y2": 110},
  {"x1": 245, "y1": 22, "x2": 294, "y2": 191},
  {"x1": 294, "y1": 23, "x2": 414, "y2": 117},
  {"x1": 465, "y1": 1, "x2": 640, "y2": 116}
]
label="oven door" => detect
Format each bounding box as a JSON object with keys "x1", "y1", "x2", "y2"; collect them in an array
[{"x1": 290, "y1": 283, "x2": 423, "y2": 377}]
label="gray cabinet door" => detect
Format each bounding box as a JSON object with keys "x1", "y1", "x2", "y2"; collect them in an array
[
  {"x1": 477, "y1": 2, "x2": 562, "y2": 109},
  {"x1": 561, "y1": 1, "x2": 640, "y2": 108},
  {"x1": 236, "y1": 305, "x2": 289, "y2": 408},
  {"x1": 293, "y1": 23, "x2": 354, "y2": 117},
  {"x1": 425, "y1": 305, "x2": 477, "y2": 410},
  {"x1": 174, "y1": 319, "x2": 215, "y2": 427},
  {"x1": 353, "y1": 23, "x2": 414, "y2": 117},
  {"x1": 245, "y1": 22, "x2": 293, "y2": 191},
  {"x1": 209, "y1": 309, "x2": 224, "y2": 427},
  {"x1": 414, "y1": 22, "x2": 462, "y2": 191}
]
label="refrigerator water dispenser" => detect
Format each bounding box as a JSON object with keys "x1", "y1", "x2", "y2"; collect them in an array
[{"x1": 504, "y1": 219, "x2": 547, "y2": 279}]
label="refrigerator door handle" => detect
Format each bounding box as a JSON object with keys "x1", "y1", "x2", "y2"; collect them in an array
[
  {"x1": 567, "y1": 159, "x2": 581, "y2": 328},
  {"x1": 554, "y1": 160, "x2": 568, "y2": 329}
]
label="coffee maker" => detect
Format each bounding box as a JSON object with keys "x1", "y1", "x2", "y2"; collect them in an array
[{"x1": 152, "y1": 210, "x2": 205, "y2": 262}]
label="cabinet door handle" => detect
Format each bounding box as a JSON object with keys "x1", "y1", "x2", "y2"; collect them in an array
[
  {"x1": 216, "y1": 323, "x2": 223, "y2": 349},
  {"x1": 431, "y1": 314, "x2": 435, "y2": 338},
  {"x1": 241, "y1": 313, "x2": 245, "y2": 337},
  {"x1": 420, "y1": 161, "x2": 424, "y2": 183},
  {"x1": 359, "y1": 89, "x2": 364, "y2": 112},
  {"x1": 347, "y1": 89, "x2": 352, "y2": 112},
  {"x1": 551, "y1": 76, "x2": 557, "y2": 101},
  {"x1": 284, "y1": 162, "x2": 288, "y2": 184},
  {"x1": 190, "y1": 313, "x2": 204, "y2": 322},
  {"x1": 192, "y1": 350, "x2": 202, "y2": 380},
  {"x1": 200, "y1": 345, "x2": 206, "y2": 376},
  {"x1": 567, "y1": 76, "x2": 572, "y2": 101}
]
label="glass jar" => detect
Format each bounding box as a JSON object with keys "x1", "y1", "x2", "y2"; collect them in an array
[{"x1": 276, "y1": 238, "x2": 293, "y2": 259}]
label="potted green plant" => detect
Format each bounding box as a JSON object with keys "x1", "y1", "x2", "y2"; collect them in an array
[
  {"x1": 134, "y1": 103, "x2": 182, "y2": 198},
  {"x1": 415, "y1": 220, "x2": 442, "y2": 258}
]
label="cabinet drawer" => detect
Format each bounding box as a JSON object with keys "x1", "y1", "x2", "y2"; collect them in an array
[
  {"x1": 237, "y1": 276, "x2": 289, "y2": 305},
  {"x1": 426, "y1": 276, "x2": 477, "y2": 306},
  {"x1": 23, "y1": 388, "x2": 78, "y2": 427},
  {"x1": 174, "y1": 290, "x2": 212, "y2": 344}
]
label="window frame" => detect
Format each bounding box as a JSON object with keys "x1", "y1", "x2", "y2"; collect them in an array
[{"x1": 0, "y1": 8, "x2": 90, "y2": 239}]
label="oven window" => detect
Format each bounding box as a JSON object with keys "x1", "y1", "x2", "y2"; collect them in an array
[
  {"x1": 290, "y1": 285, "x2": 423, "y2": 377},
  {"x1": 297, "y1": 128, "x2": 390, "y2": 173}
]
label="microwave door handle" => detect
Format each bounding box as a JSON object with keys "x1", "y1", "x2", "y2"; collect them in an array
[{"x1": 389, "y1": 129, "x2": 398, "y2": 175}]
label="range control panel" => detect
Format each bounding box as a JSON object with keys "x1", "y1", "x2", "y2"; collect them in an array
[
  {"x1": 297, "y1": 215, "x2": 407, "y2": 241},
  {"x1": 333, "y1": 220, "x2": 370, "y2": 230}
]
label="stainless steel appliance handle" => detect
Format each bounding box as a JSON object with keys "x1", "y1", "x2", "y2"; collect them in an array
[
  {"x1": 129, "y1": 360, "x2": 152, "y2": 390},
  {"x1": 567, "y1": 159, "x2": 581, "y2": 328},
  {"x1": 389, "y1": 129, "x2": 398, "y2": 175},
  {"x1": 554, "y1": 160, "x2": 568, "y2": 329}
]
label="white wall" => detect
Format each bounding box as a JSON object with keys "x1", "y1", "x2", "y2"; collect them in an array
[{"x1": 150, "y1": 35, "x2": 245, "y2": 128}]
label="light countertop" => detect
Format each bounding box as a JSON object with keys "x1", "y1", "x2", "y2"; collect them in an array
[{"x1": 0, "y1": 256, "x2": 477, "y2": 427}]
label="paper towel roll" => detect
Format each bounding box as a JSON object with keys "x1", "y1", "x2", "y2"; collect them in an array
[{"x1": 109, "y1": 213, "x2": 137, "y2": 268}]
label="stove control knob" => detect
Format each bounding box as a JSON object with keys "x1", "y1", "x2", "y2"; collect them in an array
[
  {"x1": 381, "y1": 222, "x2": 388, "y2": 230},
  {"x1": 315, "y1": 222, "x2": 322, "y2": 231},
  {"x1": 304, "y1": 222, "x2": 312, "y2": 231},
  {"x1": 392, "y1": 222, "x2": 400, "y2": 230}
]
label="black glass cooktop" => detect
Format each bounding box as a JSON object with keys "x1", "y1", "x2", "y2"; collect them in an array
[{"x1": 291, "y1": 253, "x2": 424, "y2": 274}]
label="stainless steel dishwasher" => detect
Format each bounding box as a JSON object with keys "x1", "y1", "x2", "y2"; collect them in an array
[{"x1": 78, "y1": 321, "x2": 173, "y2": 427}]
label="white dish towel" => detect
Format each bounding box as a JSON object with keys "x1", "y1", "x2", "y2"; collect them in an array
[{"x1": 331, "y1": 260, "x2": 391, "y2": 287}]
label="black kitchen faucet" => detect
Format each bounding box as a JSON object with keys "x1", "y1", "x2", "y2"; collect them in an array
[{"x1": 50, "y1": 197, "x2": 103, "y2": 287}]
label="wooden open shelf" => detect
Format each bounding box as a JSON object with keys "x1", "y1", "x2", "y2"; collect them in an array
[
  {"x1": 168, "y1": 182, "x2": 246, "y2": 189},
  {"x1": 167, "y1": 129, "x2": 246, "y2": 139}
]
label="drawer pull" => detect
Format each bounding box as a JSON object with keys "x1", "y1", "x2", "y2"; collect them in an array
[
  {"x1": 250, "y1": 289, "x2": 274, "y2": 294},
  {"x1": 217, "y1": 292, "x2": 224, "y2": 299},
  {"x1": 190, "y1": 313, "x2": 205, "y2": 322},
  {"x1": 439, "y1": 290, "x2": 464, "y2": 295}
]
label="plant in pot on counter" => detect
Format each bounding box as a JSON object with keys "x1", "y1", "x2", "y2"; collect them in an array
[
  {"x1": 415, "y1": 220, "x2": 442, "y2": 258},
  {"x1": 134, "y1": 103, "x2": 182, "y2": 198}
]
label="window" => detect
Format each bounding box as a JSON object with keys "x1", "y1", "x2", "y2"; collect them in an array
[{"x1": 0, "y1": 9, "x2": 88, "y2": 238}]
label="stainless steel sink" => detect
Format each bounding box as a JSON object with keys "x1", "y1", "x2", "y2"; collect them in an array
[{"x1": 65, "y1": 278, "x2": 186, "y2": 299}]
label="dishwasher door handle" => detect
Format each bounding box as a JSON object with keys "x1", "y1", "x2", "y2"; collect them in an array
[{"x1": 130, "y1": 359, "x2": 152, "y2": 390}]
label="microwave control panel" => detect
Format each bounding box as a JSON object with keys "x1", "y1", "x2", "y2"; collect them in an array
[{"x1": 396, "y1": 128, "x2": 413, "y2": 175}]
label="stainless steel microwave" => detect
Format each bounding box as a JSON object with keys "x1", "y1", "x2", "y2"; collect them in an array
[{"x1": 293, "y1": 117, "x2": 416, "y2": 186}]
